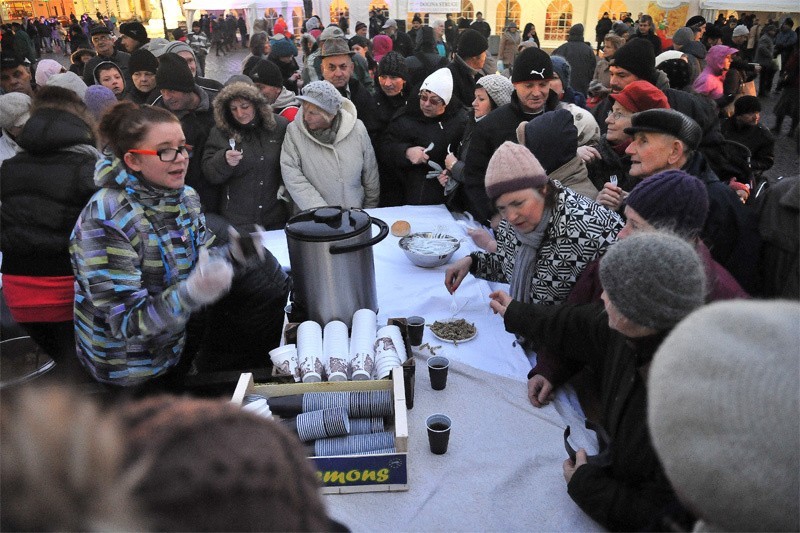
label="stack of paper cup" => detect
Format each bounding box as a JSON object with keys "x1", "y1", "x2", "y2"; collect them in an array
[
  {"x1": 350, "y1": 309, "x2": 377, "y2": 380},
  {"x1": 373, "y1": 325, "x2": 404, "y2": 379},
  {"x1": 297, "y1": 321, "x2": 323, "y2": 382},
  {"x1": 269, "y1": 344, "x2": 300, "y2": 382},
  {"x1": 323, "y1": 320, "x2": 349, "y2": 381}
]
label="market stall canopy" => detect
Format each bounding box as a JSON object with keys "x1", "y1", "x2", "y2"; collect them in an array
[{"x1": 182, "y1": 0, "x2": 304, "y2": 37}]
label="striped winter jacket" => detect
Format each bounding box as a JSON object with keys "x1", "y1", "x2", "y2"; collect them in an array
[
  {"x1": 469, "y1": 185, "x2": 624, "y2": 305},
  {"x1": 70, "y1": 156, "x2": 210, "y2": 386}
]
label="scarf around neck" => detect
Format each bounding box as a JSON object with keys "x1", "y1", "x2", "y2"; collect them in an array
[{"x1": 509, "y1": 207, "x2": 552, "y2": 304}]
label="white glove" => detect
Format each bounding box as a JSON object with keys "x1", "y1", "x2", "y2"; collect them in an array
[{"x1": 185, "y1": 248, "x2": 233, "y2": 306}]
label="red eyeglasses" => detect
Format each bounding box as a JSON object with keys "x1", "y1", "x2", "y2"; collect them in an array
[{"x1": 128, "y1": 145, "x2": 193, "y2": 162}]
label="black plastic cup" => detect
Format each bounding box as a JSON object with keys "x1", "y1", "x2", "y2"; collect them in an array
[
  {"x1": 406, "y1": 316, "x2": 425, "y2": 346},
  {"x1": 426, "y1": 414, "x2": 452, "y2": 454},
  {"x1": 427, "y1": 356, "x2": 449, "y2": 391}
]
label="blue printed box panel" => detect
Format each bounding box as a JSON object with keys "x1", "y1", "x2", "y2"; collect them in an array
[{"x1": 313, "y1": 453, "x2": 408, "y2": 488}]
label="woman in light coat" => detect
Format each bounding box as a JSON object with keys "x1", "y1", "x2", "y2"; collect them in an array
[{"x1": 280, "y1": 80, "x2": 379, "y2": 211}]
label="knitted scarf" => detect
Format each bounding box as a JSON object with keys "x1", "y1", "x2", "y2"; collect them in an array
[{"x1": 509, "y1": 207, "x2": 552, "y2": 304}]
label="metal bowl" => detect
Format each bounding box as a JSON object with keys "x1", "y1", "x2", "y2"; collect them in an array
[{"x1": 398, "y1": 232, "x2": 461, "y2": 268}]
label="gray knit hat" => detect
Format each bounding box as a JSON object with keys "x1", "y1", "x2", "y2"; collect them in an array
[
  {"x1": 648, "y1": 300, "x2": 800, "y2": 531},
  {"x1": 599, "y1": 231, "x2": 705, "y2": 330},
  {"x1": 484, "y1": 141, "x2": 548, "y2": 201},
  {"x1": 0, "y1": 92, "x2": 31, "y2": 130},
  {"x1": 476, "y1": 74, "x2": 514, "y2": 107},
  {"x1": 671, "y1": 26, "x2": 694, "y2": 47},
  {"x1": 296, "y1": 80, "x2": 342, "y2": 116}
]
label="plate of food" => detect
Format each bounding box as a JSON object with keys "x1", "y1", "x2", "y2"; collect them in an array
[{"x1": 429, "y1": 318, "x2": 477, "y2": 345}]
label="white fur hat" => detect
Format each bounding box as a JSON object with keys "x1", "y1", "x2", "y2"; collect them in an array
[{"x1": 420, "y1": 68, "x2": 453, "y2": 105}]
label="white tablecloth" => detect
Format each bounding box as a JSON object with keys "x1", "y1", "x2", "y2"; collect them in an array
[{"x1": 259, "y1": 205, "x2": 600, "y2": 531}]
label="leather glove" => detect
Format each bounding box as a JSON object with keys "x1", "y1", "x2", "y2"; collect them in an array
[
  {"x1": 185, "y1": 247, "x2": 234, "y2": 306},
  {"x1": 228, "y1": 226, "x2": 267, "y2": 266}
]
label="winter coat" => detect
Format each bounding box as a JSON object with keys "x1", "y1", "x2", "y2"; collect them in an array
[
  {"x1": 498, "y1": 29, "x2": 521, "y2": 66},
  {"x1": 391, "y1": 31, "x2": 414, "y2": 58},
  {"x1": 463, "y1": 90, "x2": 562, "y2": 223},
  {"x1": 756, "y1": 175, "x2": 799, "y2": 298},
  {"x1": 1, "y1": 108, "x2": 99, "y2": 279},
  {"x1": 754, "y1": 33, "x2": 775, "y2": 68},
  {"x1": 374, "y1": 87, "x2": 409, "y2": 207},
  {"x1": 552, "y1": 25, "x2": 597, "y2": 95},
  {"x1": 593, "y1": 57, "x2": 611, "y2": 88},
  {"x1": 338, "y1": 78, "x2": 381, "y2": 144},
  {"x1": 585, "y1": 136, "x2": 634, "y2": 193},
  {"x1": 721, "y1": 118, "x2": 775, "y2": 172},
  {"x1": 693, "y1": 45, "x2": 735, "y2": 100},
  {"x1": 280, "y1": 98, "x2": 380, "y2": 212},
  {"x1": 681, "y1": 40, "x2": 707, "y2": 83},
  {"x1": 469, "y1": 186, "x2": 623, "y2": 304},
  {"x1": 447, "y1": 54, "x2": 483, "y2": 111},
  {"x1": 385, "y1": 95, "x2": 468, "y2": 205},
  {"x1": 202, "y1": 83, "x2": 290, "y2": 231},
  {"x1": 70, "y1": 156, "x2": 211, "y2": 386},
  {"x1": 405, "y1": 51, "x2": 448, "y2": 88},
  {"x1": 595, "y1": 17, "x2": 613, "y2": 43},
  {"x1": 631, "y1": 31, "x2": 662, "y2": 55},
  {"x1": 267, "y1": 53, "x2": 300, "y2": 93},
  {"x1": 504, "y1": 301, "x2": 678, "y2": 530}
]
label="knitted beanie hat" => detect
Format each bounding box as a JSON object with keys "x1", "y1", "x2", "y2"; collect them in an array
[
  {"x1": 0, "y1": 92, "x2": 31, "y2": 130},
  {"x1": 516, "y1": 108, "x2": 577, "y2": 174},
  {"x1": 671, "y1": 26, "x2": 694, "y2": 47},
  {"x1": 512, "y1": 47, "x2": 554, "y2": 83},
  {"x1": 372, "y1": 35, "x2": 393, "y2": 62},
  {"x1": 550, "y1": 55, "x2": 571, "y2": 89},
  {"x1": 355, "y1": 21, "x2": 367, "y2": 32},
  {"x1": 272, "y1": 38, "x2": 297, "y2": 57},
  {"x1": 420, "y1": 67, "x2": 453, "y2": 105},
  {"x1": 377, "y1": 51, "x2": 408, "y2": 80},
  {"x1": 648, "y1": 300, "x2": 800, "y2": 531},
  {"x1": 611, "y1": 39, "x2": 656, "y2": 83},
  {"x1": 156, "y1": 53, "x2": 195, "y2": 93},
  {"x1": 348, "y1": 35, "x2": 370, "y2": 50},
  {"x1": 154, "y1": 40, "x2": 195, "y2": 61},
  {"x1": 657, "y1": 58, "x2": 691, "y2": 90},
  {"x1": 296, "y1": 80, "x2": 342, "y2": 116},
  {"x1": 248, "y1": 58, "x2": 283, "y2": 88},
  {"x1": 732, "y1": 24, "x2": 749, "y2": 38},
  {"x1": 457, "y1": 29, "x2": 488, "y2": 59},
  {"x1": 734, "y1": 95, "x2": 761, "y2": 116},
  {"x1": 610, "y1": 79, "x2": 670, "y2": 112},
  {"x1": 485, "y1": 141, "x2": 548, "y2": 201},
  {"x1": 129, "y1": 48, "x2": 158, "y2": 74},
  {"x1": 34, "y1": 59, "x2": 63, "y2": 87},
  {"x1": 46, "y1": 72, "x2": 88, "y2": 100},
  {"x1": 120, "y1": 21, "x2": 148, "y2": 43},
  {"x1": 84, "y1": 85, "x2": 117, "y2": 121},
  {"x1": 624, "y1": 108, "x2": 702, "y2": 150},
  {"x1": 626, "y1": 170, "x2": 709, "y2": 238},
  {"x1": 476, "y1": 73, "x2": 514, "y2": 107},
  {"x1": 599, "y1": 231, "x2": 705, "y2": 330},
  {"x1": 123, "y1": 396, "x2": 332, "y2": 532}
]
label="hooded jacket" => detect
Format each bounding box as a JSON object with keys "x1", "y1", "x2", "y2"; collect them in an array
[
  {"x1": 680, "y1": 40, "x2": 707, "y2": 82},
  {"x1": 92, "y1": 60, "x2": 126, "y2": 98},
  {"x1": 70, "y1": 156, "x2": 211, "y2": 386},
  {"x1": 203, "y1": 82, "x2": 290, "y2": 231},
  {"x1": 385, "y1": 92, "x2": 469, "y2": 205},
  {"x1": 280, "y1": 98, "x2": 380, "y2": 212},
  {"x1": 693, "y1": 45, "x2": 738, "y2": 100},
  {"x1": 82, "y1": 48, "x2": 130, "y2": 87}
]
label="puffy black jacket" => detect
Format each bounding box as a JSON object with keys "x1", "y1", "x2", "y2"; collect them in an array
[{"x1": 1, "y1": 108, "x2": 99, "y2": 276}]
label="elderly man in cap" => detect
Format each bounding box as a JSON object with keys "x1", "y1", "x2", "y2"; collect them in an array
[
  {"x1": 382, "y1": 18, "x2": 414, "y2": 57},
  {"x1": 301, "y1": 25, "x2": 370, "y2": 92},
  {"x1": 491, "y1": 230, "x2": 707, "y2": 531},
  {"x1": 446, "y1": 28, "x2": 488, "y2": 108},
  {"x1": 118, "y1": 21, "x2": 149, "y2": 53},
  {"x1": 82, "y1": 25, "x2": 130, "y2": 88},
  {"x1": 624, "y1": 108, "x2": 760, "y2": 291},
  {"x1": 317, "y1": 37, "x2": 379, "y2": 143},
  {"x1": 462, "y1": 47, "x2": 560, "y2": 224},
  {"x1": 249, "y1": 58, "x2": 300, "y2": 121},
  {"x1": 0, "y1": 54, "x2": 34, "y2": 96}
]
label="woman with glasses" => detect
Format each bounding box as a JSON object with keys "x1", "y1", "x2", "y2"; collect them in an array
[
  {"x1": 384, "y1": 68, "x2": 468, "y2": 205},
  {"x1": 70, "y1": 102, "x2": 235, "y2": 389}
]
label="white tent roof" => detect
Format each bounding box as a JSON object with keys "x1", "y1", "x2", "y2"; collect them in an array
[
  {"x1": 700, "y1": 0, "x2": 798, "y2": 11},
  {"x1": 182, "y1": 0, "x2": 303, "y2": 38}
]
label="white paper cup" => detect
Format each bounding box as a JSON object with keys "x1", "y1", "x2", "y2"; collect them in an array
[
  {"x1": 297, "y1": 321, "x2": 323, "y2": 379},
  {"x1": 302, "y1": 371, "x2": 322, "y2": 383},
  {"x1": 351, "y1": 369, "x2": 371, "y2": 381},
  {"x1": 269, "y1": 344, "x2": 300, "y2": 382}
]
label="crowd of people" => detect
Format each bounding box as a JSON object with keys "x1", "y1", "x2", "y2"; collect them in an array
[{"x1": 0, "y1": 8, "x2": 798, "y2": 532}]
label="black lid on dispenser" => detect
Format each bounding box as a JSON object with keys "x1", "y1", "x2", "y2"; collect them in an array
[{"x1": 285, "y1": 206, "x2": 372, "y2": 242}]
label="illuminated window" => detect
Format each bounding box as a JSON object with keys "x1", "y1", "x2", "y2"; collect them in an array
[
  {"x1": 369, "y1": 0, "x2": 388, "y2": 18},
  {"x1": 495, "y1": 0, "x2": 521, "y2": 35},
  {"x1": 460, "y1": 0, "x2": 474, "y2": 23},
  {"x1": 330, "y1": 0, "x2": 349, "y2": 24},
  {"x1": 597, "y1": 0, "x2": 628, "y2": 21},
  {"x1": 544, "y1": 0, "x2": 573, "y2": 41},
  {"x1": 292, "y1": 7, "x2": 303, "y2": 37}
]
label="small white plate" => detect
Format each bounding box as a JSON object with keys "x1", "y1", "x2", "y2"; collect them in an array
[{"x1": 430, "y1": 320, "x2": 477, "y2": 344}]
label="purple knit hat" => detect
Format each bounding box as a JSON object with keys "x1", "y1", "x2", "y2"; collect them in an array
[{"x1": 625, "y1": 170, "x2": 709, "y2": 238}]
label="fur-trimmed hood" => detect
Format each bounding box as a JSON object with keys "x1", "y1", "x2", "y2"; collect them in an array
[{"x1": 212, "y1": 81, "x2": 277, "y2": 142}]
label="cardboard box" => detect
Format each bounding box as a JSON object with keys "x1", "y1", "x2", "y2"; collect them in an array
[{"x1": 231, "y1": 367, "x2": 409, "y2": 494}]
